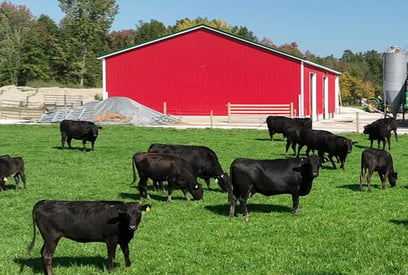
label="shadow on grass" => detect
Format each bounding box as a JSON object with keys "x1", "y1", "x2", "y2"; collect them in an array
[
  {"x1": 337, "y1": 183, "x2": 362, "y2": 191},
  {"x1": 54, "y1": 146, "x2": 94, "y2": 152},
  {"x1": 255, "y1": 138, "x2": 273, "y2": 142},
  {"x1": 119, "y1": 192, "x2": 195, "y2": 202},
  {"x1": 14, "y1": 255, "x2": 107, "y2": 273},
  {"x1": 205, "y1": 203, "x2": 291, "y2": 216},
  {"x1": 390, "y1": 219, "x2": 408, "y2": 228}
]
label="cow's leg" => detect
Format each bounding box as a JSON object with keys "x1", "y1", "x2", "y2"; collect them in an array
[
  {"x1": 239, "y1": 197, "x2": 249, "y2": 220},
  {"x1": 284, "y1": 141, "x2": 291, "y2": 157},
  {"x1": 328, "y1": 155, "x2": 336, "y2": 169},
  {"x1": 41, "y1": 240, "x2": 59, "y2": 275},
  {"x1": 379, "y1": 172, "x2": 386, "y2": 190},
  {"x1": 60, "y1": 132, "x2": 67, "y2": 149},
  {"x1": 296, "y1": 144, "x2": 304, "y2": 157},
  {"x1": 359, "y1": 168, "x2": 366, "y2": 191},
  {"x1": 13, "y1": 175, "x2": 19, "y2": 190},
  {"x1": 81, "y1": 139, "x2": 87, "y2": 151},
  {"x1": 21, "y1": 173, "x2": 26, "y2": 189},
  {"x1": 91, "y1": 140, "x2": 95, "y2": 150},
  {"x1": 387, "y1": 136, "x2": 391, "y2": 150},
  {"x1": 291, "y1": 194, "x2": 300, "y2": 215},
  {"x1": 205, "y1": 178, "x2": 211, "y2": 190},
  {"x1": 228, "y1": 194, "x2": 237, "y2": 217},
  {"x1": 166, "y1": 180, "x2": 175, "y2": 202},
  {"x1": 119, "y1": 242, "x2": 131, "y2": 267},
  {"x1": 181, "y1": 188, "x2": 190, "y2": 201},
  {"x1": 291, "y1": 142, "x2": 297, "y2": 156},
  {"x1": 138, "y1": 176, "x2": 150, "y2": 200},
  {"x1": 67, "y1": 137, "x2": 73, "y2": 149},
  {"x1": 106, "y1": 242, "x2": 117, "y2": 272},
  {"x1": 366, "y1": 170, "x2": 373, "y2": 192}
]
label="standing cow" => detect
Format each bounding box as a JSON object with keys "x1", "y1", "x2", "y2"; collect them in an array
[
  {"x1": 0, "y1": 155, "x2": 26, "y2": 191},
  {"x1": 60, "y1": 120, "x2": 102, "y2": 151},
  {"x1": 266, "y1": 116, "x2": 312, "y2": 141},
  {"x1": 132, "y1": 152, "x2": 203, "y2": 202},
  {"x1": 359, "y1": 148, "x2": 397, "y2": 191},
  {"x1": 27, "y1": 200, "x2": 151, "y2": 275},
  {"x1": 228, "y1": 155, "x2": 320, "y2": 219},
  {"x1": 147, "y1": 144, "x2": 228, "y2": 192}
]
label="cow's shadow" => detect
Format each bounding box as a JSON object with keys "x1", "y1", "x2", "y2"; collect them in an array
[
  {"x1": 14, "y1": 255, "x2": 107, "y2": 273},
  {"x1": 54, "y1": 146, "x2": 93, "y2": 152},
  {"x1": 337, "y1": 184, "x2": 361, "y2": 191},
  {"x1": 119, "y1": 192, "x2": 192, "y2": 202},
  {"x1": 390, "y1": 219, "x2": 408, "y2": 228},
  {"x1": 205, "y1": 203, "x2": 292, "y2": 216}
]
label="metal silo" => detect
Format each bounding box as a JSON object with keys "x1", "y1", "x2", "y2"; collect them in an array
[{"x1": 383, "y1": 46, "x2": 407, "y2": 117}]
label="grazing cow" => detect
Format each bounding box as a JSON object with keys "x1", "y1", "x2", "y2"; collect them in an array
[
  {"x1": 147, "y1": 144, "x2": 228, "y2": 192},
  {"x1": 27, "y1": 200, "x2": 151, "y2": 275},
  {"x1": 266, "y1": 116, "x2": 312, "y2": 141},
  {"x1": 359, "y1": 148, "x2": 397, "y2": 191},
  {"x1": 296, "y1": 128, "x2": 333, "y2": 157},
  {"x1": 0, "y1": 155, "x2": 26, "y2": 191},
  {"x1": 60, "y1": 120, "x2": 102, "y2": 151},
  {"x1": 132, "y1": 152, "x2": 203, "y2": 202},
  {"x1": 317, "y1": 134, "x2": 355, "y2": 169},
  {"x1": 228, "y1": 155, "x2": 320, "y2": 219},
  {"x1": 363, "y1": 118, "x2": 394, "y2": 150}
]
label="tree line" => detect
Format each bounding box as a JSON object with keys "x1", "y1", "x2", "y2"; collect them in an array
[{"x1": 0, "y1": 0, "x2": 383, "y2": 104}]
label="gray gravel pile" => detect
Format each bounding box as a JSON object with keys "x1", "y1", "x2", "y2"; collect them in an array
[{"x1": 38, "y1": 96, "x2": 179, "y2": 125}]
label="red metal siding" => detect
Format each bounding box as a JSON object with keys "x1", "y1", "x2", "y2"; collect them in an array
[{"x1": 105, "y1": 29, "x2": 302, "y2": 115}]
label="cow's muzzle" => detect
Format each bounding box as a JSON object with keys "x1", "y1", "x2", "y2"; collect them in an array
[{"x1": 128, "y1": 225, "x2": 137, "y2": 231}]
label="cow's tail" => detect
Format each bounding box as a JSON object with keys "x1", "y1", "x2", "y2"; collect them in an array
[
  {"x1": 26, "y1": 206, "x2": 37, "y2": 255},
  {"x1": 131, "y1": 156, "x2": 137, "y2": 184}
]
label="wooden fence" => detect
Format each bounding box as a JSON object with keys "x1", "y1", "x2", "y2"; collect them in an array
[
  {"x1": 0, "y1": 94, "x2": 84, "y2": 120},
  {"x1": 226, "y1": 102, "x2": 294, "y2": 123}
]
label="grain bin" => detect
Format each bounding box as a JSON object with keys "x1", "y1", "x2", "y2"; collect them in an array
[{"x1": 383, "y1": 46, "x2": 407, "y2": 117}]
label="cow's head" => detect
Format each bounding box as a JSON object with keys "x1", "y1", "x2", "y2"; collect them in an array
[
  {"x1": 388, "y1": 172, "x2": 398, "y2": 187},
  {"x1": 120, "y1": 203, "x2": 151, "y2": 231},
  {"x1": 190, "y1": 182, "x2": 203, "y2": 200},
  {"x1": 215, "y1": 172, "x2": 229, "y2": 192},
  {"x1": 294, "y1": 155, "x2": 320, "y2": 178}
]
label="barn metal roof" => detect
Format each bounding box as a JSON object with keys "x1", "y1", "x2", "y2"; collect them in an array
[{"x1": 97, "y1": 24, "x2": 341, "y2": 75}]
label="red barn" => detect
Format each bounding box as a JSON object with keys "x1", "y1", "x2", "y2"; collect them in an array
[{"x1": 98, "y1": 25, "x2": 340, "y2": 120}]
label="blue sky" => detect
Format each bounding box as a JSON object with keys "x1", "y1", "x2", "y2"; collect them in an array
[{"x1": 9, "y1": 0, "x2": 408, "y2": 58}]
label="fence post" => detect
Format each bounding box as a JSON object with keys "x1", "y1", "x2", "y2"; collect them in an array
[
  {"x1": 163, "y1": 102, "x2": 167, "y2": 115},
  {"x1": 290, "y1": 102, "x2": 294, "y2": 117},
  {"x1": 227, "y1": 102, "x2": 231, "y2": 123},
  {"x1": 356, "y1": 112, "x2": 359, "y2": 133},
  {"x1": 210, "y1": 110, "x2": 213, "y2": 128}
]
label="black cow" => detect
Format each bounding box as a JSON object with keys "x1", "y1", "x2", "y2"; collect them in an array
[
  {"x1": 266, "y1": 116, "x2": 312, "y2": 141},
  {"x1": 27, "y1": 200, "x2": 151, "y2": 274},
  {"x1": 317, "y1": 134, "x2": 355, "y2": 169},
  {"x1": 147, "y1": 144, "x2": 228, "y2": 192},
  {"x1": 60, "y1": 120, "x2": 102, "y2": 151},
  {"x1": 363, "y1": 119, "x2": 392, "y2": 150},
  {"x1": 0, "y1": 155, "x2": 26, "y2": 191},
  {"x1": 296, "y1": 128, "x2": 333, "y2": 157},
  {"x1": 359, "y1": 148, "x2": 397, "y2": 191},
  {"x1": 228, "y1": 155, "x2": 320, "y2": 219},
  {"x1": 132, "y1": 152, "x2": 203, "y2": 202}
]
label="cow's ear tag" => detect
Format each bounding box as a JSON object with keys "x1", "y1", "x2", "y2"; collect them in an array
[
  {"x1": 194, "y1": 184, "x2": 199, "y2": 189},
  {"x1": 145, "y1": 206, "x2": 151, "y2": 212}
]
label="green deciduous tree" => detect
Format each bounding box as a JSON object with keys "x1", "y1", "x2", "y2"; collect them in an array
[
  {"x1": 58, "y1": 0, "x2": 118, "y2": 86},
  {"x1": 0, "y1": 2, "x2": 34, "y2": 85}
]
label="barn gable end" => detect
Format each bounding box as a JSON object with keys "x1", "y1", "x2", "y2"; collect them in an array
[{"x1": 98, "y1": 25, "x2": 340, "y2": 118}]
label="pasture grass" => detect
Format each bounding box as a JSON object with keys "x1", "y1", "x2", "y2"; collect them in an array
[{"x1": 0, "y1": 124, "x2": 407, "y2": 274}]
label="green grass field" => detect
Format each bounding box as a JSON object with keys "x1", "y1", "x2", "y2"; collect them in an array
[{"x1": 0, "y1": 124, "x2": 407, "y2": 274}]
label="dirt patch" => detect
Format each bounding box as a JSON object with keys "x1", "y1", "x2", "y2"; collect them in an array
[{"x1": 0, "y1": 85, "x2": 102, "y2": 105}]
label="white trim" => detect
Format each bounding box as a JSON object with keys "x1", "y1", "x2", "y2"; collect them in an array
[
  {"x1": 300, "y1": 61, "x2": 305, "y2": 117},
  {"x1": 335, "y1": 76, "x2": 340, "y2": 114},
  {"x1": 101, "y1": 59, "x2": 108, "y2": 100},
  {"x1": 323, "y1": 76, "x2": 329, "y2": 119}
]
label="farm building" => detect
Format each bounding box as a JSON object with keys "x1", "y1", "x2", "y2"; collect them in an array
[{"x1": 97, "y1": 25, "x2": 341, "y2": 121}]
